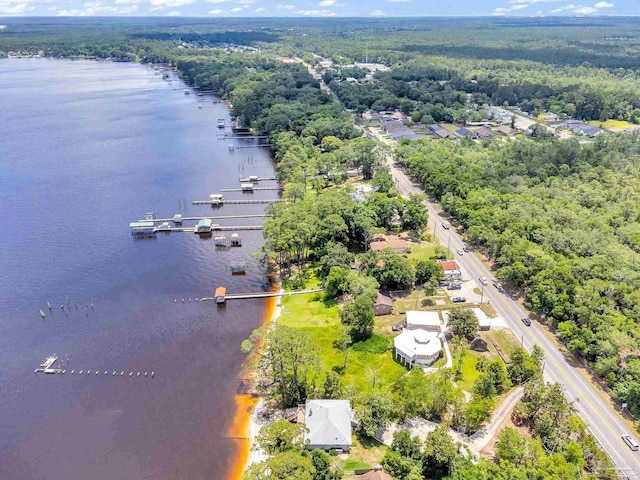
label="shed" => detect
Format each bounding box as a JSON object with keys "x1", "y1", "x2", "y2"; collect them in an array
[
  {"x1": 129, "y1": 222, "x2": 155, "y2": 236},
  {"x1": 215, "y1": 287, "x2": 226, "y2": 304},
  {"x1": 374, "y1": 291, "x2": 393, "y2": 316},
  {"x1": 240, "y1": 183, "x2": 254, "y2": 192},
  {"x1": 472, "y1": 308, "x2": 492, "y2": 331},
  {"x1": 210, "y1": 194, "x2": 224, "y2": 204},
  {"x1": 304, "y1": 399, "x2": 353, "y2": 452}
]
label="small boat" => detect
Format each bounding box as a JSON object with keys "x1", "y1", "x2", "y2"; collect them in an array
[
  {"x1": 217, "y1": 119, "x2": 225, "y2": 128},
  {"x1": 40, "y1": 310, "x2": 46, "y2": 319},
  {"x1": 184, "y1": 89, "x2": 190, "y2": 95},
  {"x1": 47, "y1": 301, "x2": 52, "y2": 310}
]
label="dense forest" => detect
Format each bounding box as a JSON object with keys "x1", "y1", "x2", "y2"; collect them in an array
[{"x1": 396, "y1": 134, "x2": 640, "y2": 416}]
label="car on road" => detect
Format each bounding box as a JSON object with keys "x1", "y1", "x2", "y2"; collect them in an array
[
  {"x1": 441, "y1": 221, "x2": 450, "y2": 229},
  {"x1": 462, "y1": 244, "x2": 470, "y2": 252},
  {"x1": 478, "y1": 276, "x2": 488, "y2": 286},
  {"x1": 456, "y1": 248, "x2": 464, "y2": 256},
  {"x1": 493, "y1": 280, "x2": 504, "y2": 291},
  {"x1": 622, "y1": 434, "x2": 639, "y2": 451},
  {"x1": 447, "y1": 283, "x2": 461, "y2": 290},
  {"x1": 452, "y1": 296, "x2": 466, "y2": 303},
  {"x1": 521, "y1": 316, "x2": 532, "y2": 327}
]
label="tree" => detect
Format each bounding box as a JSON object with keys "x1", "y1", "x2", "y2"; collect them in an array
[
  {"x1": 311, "y1": 449, "x2": 341, "y2": 480},
  {"x1": 256, "y1": 419, "x2": 303, "y2": 455},
  {"x1": 355, "y1": 391, "x2": 394, "y2": 438},
  {"x1": 495, "y1": 427, "x2": 529, "y2": 467},
  {"x1": 448, "y1": 309, "x2": 479, "y2": 341},
  {"x1": 242, "y1": 325, "x2": 320, "y2": 407},
  {"x1": 335, "y1": 326, "x2": 352, "y2": 369},
  {"x1": 322, "y1": 371, "x2": 344, "y2": 399},
  {"x1": 324, "y1": 267, "x2": 350, "y2": 299},
  {"x1": 508, "y1": 347, "x2": 541, "y2": 385},
  {"x1": 464, "y1": 397, "x2": 493, "y2": 432},
  {"x1": 340, "y1": 295, "x2": 375, "y2": 341},
  {"x1": 403, "y1": 194, "x2": 429, "y2": 232},
  {"x1": 244, "y1": 450, "x2": 316, "y2": 480},
  {"x1": 422, "y1": 425, "x2": 461, "y2": 479},
  {"x1": 415, "y1": 259, "x2": 443, "y2": 285},
  {"x1": 372, "y1": 170, "x2": 394, "y2": 193},
  {"x1": 390, "y1": 430, "x2": 423, "y2": 461},
  {"x1": 319, "y1": 243, "x2": 355, "y2": 277}
]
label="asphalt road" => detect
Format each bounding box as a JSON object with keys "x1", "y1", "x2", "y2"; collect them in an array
[{"x1": 385, "y1": 154, "x2": 640, "y2": 478}]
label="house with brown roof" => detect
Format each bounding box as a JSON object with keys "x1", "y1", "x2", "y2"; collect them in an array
[
  {"x1": 374, "y1": 291, "x2": 393, "y2": 316},
  {"x1": 345, "y1": 466, "x2": 393, "y2": 480},
  {"x1": 369, "y1": 237, "x2": 408, "y2": 254},
  {"x1": 494, "y1": 125, "x2": 515, "y2": 137},
  {"x1": 474, "y1": 126, "x2": 493, "y2": 139},
  {"x1": 438, "y1": 260, "x2": 461, "y2": 280}
]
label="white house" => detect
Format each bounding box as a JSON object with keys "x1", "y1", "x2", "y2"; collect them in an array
[
  {"x1": 472, "y1": 308, "x2": 492, "y2": 331},
  {"x1": 304, "y1": 399, "x2": 354, "y2": 452},
  {"x1": 394, "y1": 329, "x2": 442, "y2": 368},
  {"x1": 406, "y1": 310, "x2": 441, "y2": 331},
  {"x1": 438, "y1": 261, "x2": 461, "y2": 280}
]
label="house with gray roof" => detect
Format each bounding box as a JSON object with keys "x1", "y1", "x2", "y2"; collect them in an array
[{"x1": 303, "y1": 399, "x2": 354, "y2": 452}]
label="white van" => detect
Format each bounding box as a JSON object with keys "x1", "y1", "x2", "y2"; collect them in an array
[{"x1": 622, "y1": 434, "x2": 639, "y2": 451}]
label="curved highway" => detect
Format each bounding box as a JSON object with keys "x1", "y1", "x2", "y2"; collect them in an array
[{"x1": 384, "y1": 150, "x2": 640, "y2": 479}]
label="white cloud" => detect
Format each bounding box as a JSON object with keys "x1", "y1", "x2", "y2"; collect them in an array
[
  {"x1": 229, "y1": 5, "x2": 242, "y2": 10},
  {"x1": 276, "y1": 3, "x2": 295, "y2": 8},
  {"x1": 386, "y1": 0, "x2": 410, "y2": 2},
  {"x1": 254, "y1": 6, "x2": 263, "y2": 11},
  {"x1": 493, "y1": 3, "x2": 529, "y2": 14},
  {"x1": 318, "y1": 0, "x2": 335, "y2": 5},
  {"x1": 507, "y1": 0, "x2": 559, "y2": 4},
  {"x1": 0, "y1": 2, "x2": 34, "y2": 13},
  {"x1": 573, "y1": 6, "x2": 596, "y2": 13},
  {"x1": 150, "y1": 0, "x2": 194, "y2": 7},
  {"x1": 55, "y1": 1, "x2": 138, "y2": 15},
  {"x1": 208, "y1": 8, "x2": 223, "y2": 13},
  {"x1": 236, "y1": 0, "x2": 255, "y2": 4},
  {"x1": 594, "y1": 1, "x2": 613, "y2": 7},
  {"x1": 296, "y1": 8, "x2": 335, "y2": 15},
  {"x1": 370, "y1": 9, "x2": 385, "y2": 16},
  {"x1": 166, "y1": 9, "x2": 181, "y2": 14},
  {"x1": 207, "y1": 0, "x2": 228, "y2": 3}
]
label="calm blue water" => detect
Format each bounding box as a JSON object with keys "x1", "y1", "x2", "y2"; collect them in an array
[{"x1": 0, "y1": 58, "x2": 276, "y2": 479}]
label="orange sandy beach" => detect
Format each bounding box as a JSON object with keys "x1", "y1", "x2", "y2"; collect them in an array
[{"x1": 225, "y1": 295, "x2": 278, "y2": 480}]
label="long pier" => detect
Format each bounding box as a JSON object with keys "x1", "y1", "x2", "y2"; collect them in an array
[
  {"x1": 157, "y1": 225, "x2": 263, "y2": 233},
  {"x1": 192, "y1": 199, "x2": 287, "y2": 205},
  {"x1": 218, "y1": 134, "x2": 270, "y2": 140},
  {"x1": 138, "y1": 214, "x2": 269, "y2": 223},
  {"x1": 200, "y1": 288, "x2": 324, "y2": 302},
  {"x1": 220, "y1": 187, "x2": 281, "y2": 192},
  {"x1": 232, "y1": 144, "x2": 272, "y2": 149},
  {"x1": 239, "y1": 177, "x2": 276, "y2": 182}
]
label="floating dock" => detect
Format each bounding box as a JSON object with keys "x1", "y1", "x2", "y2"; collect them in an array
[
  {"x1": 35, "y1": 355, "x2": 64, "y2": 374},
  {"x1": 239, "y1": 176, "x2": 276, "y2": 182},
  {"x1": 192, "y1": 199, "x2": 287, "y2": 205},
  {"x1": 153, "y1": 225, "x2": 263, "y2": 233}
]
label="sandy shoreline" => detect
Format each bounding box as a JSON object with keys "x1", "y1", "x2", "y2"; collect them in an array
[{"x1": 235, "y1": 291, "x2": 284, "y2": 478}]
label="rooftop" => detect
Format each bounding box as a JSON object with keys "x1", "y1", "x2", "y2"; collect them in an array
[
  {"x1": 304, "y1": 399, "x2": 353, "y2": 448},
  {"x1": 406, "y1": 310, "x2": 441, "y2": 329},
  {"x1": 438, "y1": 260, "x2": 460, "y2": 272},
  {"x1": 394, "y1": 328, "x2": 442, "y2": 359}
]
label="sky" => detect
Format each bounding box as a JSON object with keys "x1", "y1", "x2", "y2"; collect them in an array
[{"x1": 0, "y1": 0, "x2": 638, "y2": 19}]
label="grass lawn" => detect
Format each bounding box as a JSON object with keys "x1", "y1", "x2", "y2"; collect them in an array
[
  {"x1": 339, "y1": 436, "x2": 387, "y2": 474},
  {"x1": 487, "y1": 329, "x2": 521, "y2": 363},
  {"x1": 455, "y1": 352, "x2": 481, "y2": 392},
  {"x1": 279, "y1": 292, "x2": 407, "y2": 393},
  {"x1": 407, "y1": 241, "x2": 437, "y2": 262},
  {"x1": 588, "y1": 119, "x2": 635, "y2": 131}
]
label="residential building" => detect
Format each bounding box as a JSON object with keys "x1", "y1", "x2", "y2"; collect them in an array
[
  {"x1": 438, "y1": 260, "x2": 461, "y2": 280},
  {"x1": 406, "y1": 310, "x2": 441, "y2": 331},
  {"x1": 303, "y1": 399, "x2": 354, "y2": 452},
  {"x1": 374, "y1": 291, "x2": 394, "y2": 316},
  {"x1": 394, "y1": 328, "x2": 442, "y2": 367}
]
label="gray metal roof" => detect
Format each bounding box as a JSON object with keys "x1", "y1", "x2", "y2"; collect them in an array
[{"x1": 304, "y1": 399, "x2": 353, "y2": 448}]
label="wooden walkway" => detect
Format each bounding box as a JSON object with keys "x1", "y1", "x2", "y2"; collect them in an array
[
  {"x1": 157, "y1": 225, "x2": 263, "y2": 233},
  {"x1": 138, "y1": 214, "x2": 269, "y2": 223},
  {"x1": 220, "y1": 187, "x2": 281, "y2": 192},
  {"x1": 192, "y1": 199, "x2": 287, "y2": 205},
  {"x1": 200, "y1": 288, "x2": 324, "y2": 302}
]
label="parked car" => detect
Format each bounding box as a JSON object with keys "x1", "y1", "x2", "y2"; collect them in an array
[
  {"x1": 462, "y1": 244, "x2": 470, "y2": 252},
  {"x1": 447, "y1": 283, "x2": 462, "y2": 290},
  {"x1": 479, "y1": 276, "x2": 488, "y2": 286},
  {"x1": 442, "y1": 221, "x2": 450, "y2": 229},
  {"x1": 452, "y1": 297, "x2": 466, "y2": 303},
  {"x1": 622, "y1": 434, "x2": 639, "y2": 451},
  {"x1": 521, "y1": 316, "x2": 532, "y2": 327},
  {"x1": 493, "y1": 280, "x2": 503, "y2": 291},
  {"x1": 456, "y1": 249, "x2": 464, "y2": 256}
]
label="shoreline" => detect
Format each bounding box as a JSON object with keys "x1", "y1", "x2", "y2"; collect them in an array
[{"x1": 227, "y1": 292, "x2": 283, "y2": 480}]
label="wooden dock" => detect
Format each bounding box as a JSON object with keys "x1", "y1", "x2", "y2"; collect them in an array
[
  {"x1": 156, "y1": 225, "x2": 263, "y2": 233},
  {"x1": 220, "y1": 187, "x2": 281, "y2": 192},
  {"x1": 239, "y1": 176, "x2": 276, "y2": 182},
  {"x1": 231, "y1": 144, "x2": 272, "y2": 149},
  {"x1": 192, "y1": 199, "x2": 287, "y2": 205},
  {"x1": 200, "y1": 288, "x2": 324, "y2": 302},
  {"x1": 137, "y1": 214, "x2": 269, "y2": 223}
]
